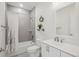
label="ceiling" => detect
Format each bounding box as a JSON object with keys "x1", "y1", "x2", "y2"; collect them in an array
[
  {"x1": 53, "y1": 2, "x2": 74, "y2": 10},
  {"x1": 7, "y1": 2, "x2": 39, "y2": 10},
  {"x1": 7, "y1": 2, "x2": 74, "y2": 11}
]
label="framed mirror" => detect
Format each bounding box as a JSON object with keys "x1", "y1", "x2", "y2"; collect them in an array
[{"x1": 56, "y1": 4, "x2": 72, "y2": 36}]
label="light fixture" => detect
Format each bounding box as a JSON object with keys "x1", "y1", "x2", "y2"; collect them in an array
[
  {"x1": 18, "y1": 8, "x2": 22, "y2": 13},
  {"x1": 19, "y1": 3, "x2": 23, "y2": 8}
]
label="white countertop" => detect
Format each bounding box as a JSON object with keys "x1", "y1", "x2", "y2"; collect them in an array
[{"x1": 37, "y1": 39, "x2": 79, "y2": 57}]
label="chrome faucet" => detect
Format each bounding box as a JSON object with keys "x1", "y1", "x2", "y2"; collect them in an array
[
  {"x1": 54, "y1": 36, "x2": 64, "y2": 43},
  {"x1": 60, "y1": 39, "x2": 64, "y2": 43},
  {"x1": 54, "y1": 36, "x2": 59, "y2": 42}
]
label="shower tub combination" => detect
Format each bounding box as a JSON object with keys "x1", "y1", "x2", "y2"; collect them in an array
[
  {"x1": 4, "y1": 3, "x2": 41, "y2": 57},
  {"x1": 6, "y1": 42, "x2": 41, "y2": 57}
]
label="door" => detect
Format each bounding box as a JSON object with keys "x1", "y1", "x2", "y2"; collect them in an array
[{"x1": 0, "y1": 2, "x2": 6, "y2": 56}]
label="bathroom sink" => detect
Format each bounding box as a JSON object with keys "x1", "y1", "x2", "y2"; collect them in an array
[{"x1": 43, "y1": 39, "x2": 60, "y2": 48}]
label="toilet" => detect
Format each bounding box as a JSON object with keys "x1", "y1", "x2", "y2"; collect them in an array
[{"x1": 27, "y1": 45, "x2": 41, "y2": 57}]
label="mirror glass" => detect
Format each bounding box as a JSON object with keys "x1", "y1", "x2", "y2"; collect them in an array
[{"x1": 56, "y1": 4, "x2": 73, "y2": 36}]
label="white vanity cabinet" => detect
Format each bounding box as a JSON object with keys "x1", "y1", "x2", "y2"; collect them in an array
[
  {"x1": 41, "y1": 43, "x2": 73, "y2": 57},
  {"x1": 48, "y1": 46, "x2": 60, "y2": 57},
  {"x1": 41, "y1": 43, "x2": 60, "y2": 57},
  {"x1": 61, "y1": 51, "x2": 73, "y2": 57},
  {"x1": 41, "y1": 43, "x2": 49, "y2": 57}
]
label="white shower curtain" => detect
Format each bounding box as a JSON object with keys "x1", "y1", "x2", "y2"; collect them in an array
[
  {"x1": 6, "y1": 28, "x2": 15, "y2": 54},
  {"x1": 5, "y1": 10, "x2": 16, "y2": 54}
]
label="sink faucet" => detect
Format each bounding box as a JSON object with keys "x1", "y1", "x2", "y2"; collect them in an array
[
  {"x1": 54, "y1": 37, "x2": 59, "y2": 42},
  {"x1": 54, "y1": 36, "x2": 64, "y2": 43},
  {"x1": 60, "y1": 39, "x2": 64, "y2": 43}
]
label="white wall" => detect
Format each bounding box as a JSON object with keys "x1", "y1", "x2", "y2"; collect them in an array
[
  {"x1": 71, "y1": 3, "x2": 79, "y2": 46},
  {"x1": 65, "y1": 3, "x2": 79, "y2": 46},
  {"x1": 0, "y1": 2, "x2": 5, "y2": 49},
  {"x1": 35, "y1": 3, "x2": 56, "y2": 40},
  {"x1": 0, "y1": 2, "x2": 5, "y2": 57}
]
